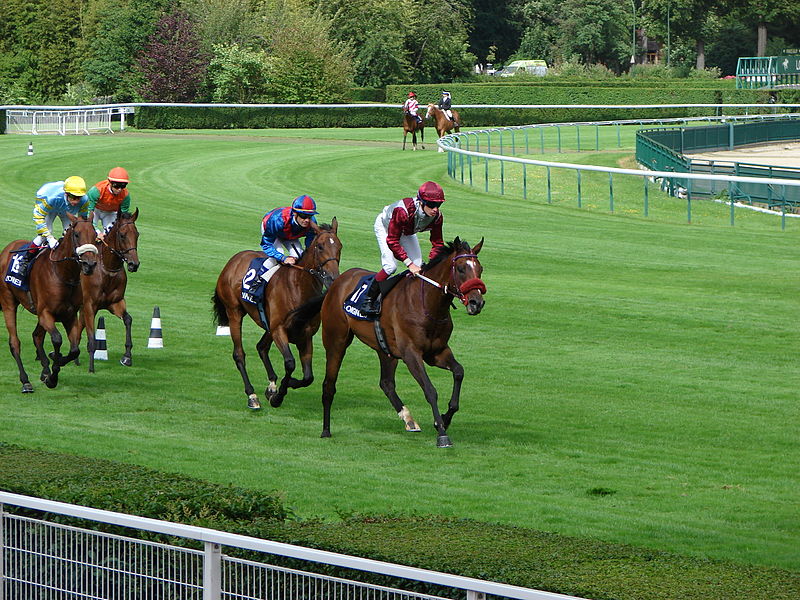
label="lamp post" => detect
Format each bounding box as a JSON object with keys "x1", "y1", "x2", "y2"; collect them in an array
[{"x1": 630, "y1": 0, "x2": 636, "y2": 65}]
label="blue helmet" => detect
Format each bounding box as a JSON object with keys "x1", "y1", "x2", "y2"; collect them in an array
[{"x1": 292, "y1": 195, "x2": 318, "y2": 215}]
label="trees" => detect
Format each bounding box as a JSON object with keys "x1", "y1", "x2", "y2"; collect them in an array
[{"x1": 134, "y1": 9, "x2": 208, "y2": 102}]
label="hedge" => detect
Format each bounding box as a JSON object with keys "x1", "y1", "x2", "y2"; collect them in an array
[
  {"x1": 0, "y1": 110, "x2": 5, "y2": 134},
  {"x1": 1, "y1": 443, "x2": 798, "y2": 600}
]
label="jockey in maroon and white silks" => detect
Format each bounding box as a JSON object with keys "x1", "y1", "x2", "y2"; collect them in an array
[
  {"x1": 359, "y1": 181, "x2": 447, "y2": 315},
  {"x1": 403, "y1": 92, "x2": 422, "y2": 123}
]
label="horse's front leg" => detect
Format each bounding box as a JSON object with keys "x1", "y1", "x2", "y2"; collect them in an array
[
  {"x1": 427, "y1": 347, "x2": 463, "y2": 430},
  {"x1": 403, "y1": 353, "x2": 451, "y2": 447},
  {"x1": 256, "y1": 331, "x2": 278, "y2": 403},
  {"x1": 403, "y1": 131, "x2": 408, "y2": 151},
  {"x1": 269, "y1": 328, "x2": 297, "y2": 408},
  {"x1": 32, "y1": 323, "x2": 51, "y2": 383},
  {"x1": 3, "y1": 303, "x2": 33, "y2": 393},
  {"x1": 378, "y1": 353, "x2": 420, "y2": 432},
  {"x1": 38, "y1": 315, "x2": 62, "y2": 389},
  {"x1": 58, "y1": 313, "x2": 82, "y2": 367}
]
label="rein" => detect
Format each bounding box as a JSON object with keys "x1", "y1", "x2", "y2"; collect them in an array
[
  {"x1": 99, "y1": 229, "x2": 137, "y2": 272},
  {"x1": 416, "y1": 253, "x2": 486, "y2": 307}
]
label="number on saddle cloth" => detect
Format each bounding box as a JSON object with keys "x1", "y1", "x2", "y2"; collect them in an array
[
  {"x1": 3, "y1": 242, "x2": 37, "y2": 291},
  {"x1": 240, "y1": 257, "x2": 266, "y2": 305}
]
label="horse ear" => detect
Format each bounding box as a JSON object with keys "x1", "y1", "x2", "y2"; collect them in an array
[
  {"x1": 331, "y1": 216, "x2": 338, "y2": 235},
  {"x1": 132, "y1": 207, "x2": 139, "y2": 221},
  {"x1": 68, "y1": 212, "x2": 79, "y2": 224},
  {"x1": 453, "y1": 236, "x2": 461, "y2": 249},
  {"x1": 472, "y1": 237, "x2": 484, "y2": 255},
  {"x1": 310, "y1": 220, "x2": 321, "y2": 234}
]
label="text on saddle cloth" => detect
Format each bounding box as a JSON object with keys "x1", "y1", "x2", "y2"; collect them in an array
[{"x1": 3, "y1": 242, "x2": 38, "y2": 291}]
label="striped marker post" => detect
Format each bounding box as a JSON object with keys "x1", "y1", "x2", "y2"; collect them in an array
[
  {"x1": 94, "y1": 316, "x2": 108, "y2": 360},
  {"x1": 147, "y1": 306, "x2": 163, "y2": 349},
  {"x1": 216, "y1": 325, "x2": 230, "y2": 336}
]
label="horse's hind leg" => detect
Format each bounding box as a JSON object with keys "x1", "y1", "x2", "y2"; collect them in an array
[
  {"x1": 229, "y1": 312, "x2": 261, "y2": 410},
  {"x1": 427, "y1": 347, "x2": 463, "y2": 430},
  {"x1": 378, "y1": 353, "x2": 420, "y2": 432},
  {"x1": 255, "y1": 331, "x2": 278, "y2": 403},
  {"x1": 403, "y1": 131, "x2": 408, "y2": 151},
  {"x1": 3, "y1": 304, "x2": 33, "y2": 393}
]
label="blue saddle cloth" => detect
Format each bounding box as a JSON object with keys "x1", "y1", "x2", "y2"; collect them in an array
[
  {"x1": 241, "y1": 258, "x2": 265, "y2": 305},
  {"x1": 4, "y1": 242, "x2": 35, "y2": 291},
  {"x1": 342, "y1": 274, "x2": 376, "y2": 321}
]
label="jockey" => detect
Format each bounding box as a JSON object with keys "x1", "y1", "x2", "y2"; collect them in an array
[
  {"x1": 87, "y1": 167, "x2": 132, "y2": 239},
  {"x1": 438, "y1": 90, "x2": 457, "y2": 124},
  {"x1": 33, "y1": 176, "x2": 90, "y2": 249},
  {"x1": 360, "y1": 181, "x2": 447, "y2": 316},
  {"x1": 403, "y1": 91, "x2": 422, "y2": 124},
  {"x1": 256, "y1": 195, "x2": 319, "y2": 286}
]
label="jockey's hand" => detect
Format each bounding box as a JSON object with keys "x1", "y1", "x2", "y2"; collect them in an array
[
  {"x1": 96, "y1": 231, "x2": 106, "y2": 242},
  {"x1": 408, "y1": 262, "x2": 422, "y2": 275},
  {"x1": 283, "y1": 256, "x2": 297, "y2": 265},
  {"x1": 46, "y1": 236, "x2": 58, "y2": 249}
]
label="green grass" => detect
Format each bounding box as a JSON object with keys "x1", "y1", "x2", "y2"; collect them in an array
[{"x1": 0, "y1": 129, "x2": 797, "y2": 576}]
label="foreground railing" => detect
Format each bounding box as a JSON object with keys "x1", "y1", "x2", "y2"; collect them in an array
[{"x1": 0, "y1": 492, "x2": 584, "y2": 600}]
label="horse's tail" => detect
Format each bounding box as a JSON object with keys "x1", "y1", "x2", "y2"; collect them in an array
[
  {"x1": 211, "y1": 290, "x2": 229, "y2": 327},
  {"x1": 286, "y1": 293, "x2": 326, "y2": 338}
]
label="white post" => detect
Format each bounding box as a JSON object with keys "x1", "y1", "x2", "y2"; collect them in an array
[
  {"x1": 467, "y1": 591, "x2": 486, "y2": 600},
  {"x1": 203, "y1": 541, "x2": 221, "y2": 600},
  {"x1": 0, "y1": 502, "x2": 5, "y2": 600}
]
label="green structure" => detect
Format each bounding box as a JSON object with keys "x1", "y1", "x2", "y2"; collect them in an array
[{"x1": 736, "y1": 53, "x2": 800, "y2": 89}]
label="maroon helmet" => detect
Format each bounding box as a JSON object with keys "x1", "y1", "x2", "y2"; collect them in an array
[{"x1": 417, "y1": 181, "x2": 445, "y2": 203}]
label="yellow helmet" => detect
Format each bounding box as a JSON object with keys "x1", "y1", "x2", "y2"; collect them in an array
[{"x1": 63, "y1": 176, "x2": 87, "y2": 196}]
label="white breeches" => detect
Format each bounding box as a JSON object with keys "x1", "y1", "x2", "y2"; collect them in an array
[
  {"x1": 260, "y1": 239, "x2": 303, "y2": 282},
  {"x1": 374, "y1": 215, "x2": 422, "y2": 275},
  {"x1": 93, "y1": 209, "x2": 118, "y2": 232},
  {"x1": 34, "y1": 213, "x2": 69, "y2": 245}
]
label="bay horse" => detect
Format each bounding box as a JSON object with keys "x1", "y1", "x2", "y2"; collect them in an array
[
  {"x1": 402, "y1": 112, "x2": 425, "y2": 151},
  {"x1": 81, "y1": 209, "x2": 140, "y2": 373},
  {"x1": 0, "y1": 214, "x2": 99, "y2": 392},
  {"x1": 212, "y1": 219, "x2": 342, "y2": 410},
  {"x1": 425, "y1": 104, "x2": 461, "y2": 151},
  {"x1": 320, "y1": 237, "x2": 486, "y2": 447}
]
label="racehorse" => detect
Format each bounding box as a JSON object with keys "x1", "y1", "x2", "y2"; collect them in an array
[
  {"x1": 402, "y1": 112, "x2": 425, "y2": 151},
  {"x1": 425, "y1": 104, "x2": 461, "y2": 151},
  {"x1": 81, "y1": 210, "x2": 140, "y2": 373},
  {"x1": 319, "y1": 237, "x2": 486, "y2": 447},
  {"x1": 0, "y1": 214, "x2": 98, "y2": 392},
  {"x1": 212, "y1": 219, "x2": 342, "y2": 410}
]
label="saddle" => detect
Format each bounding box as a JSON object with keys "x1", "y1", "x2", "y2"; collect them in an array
[{"x1": 343, "y1": 272, "x2": 405, "y2": 322}]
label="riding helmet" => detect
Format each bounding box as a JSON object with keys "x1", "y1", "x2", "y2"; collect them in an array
[
  {"x1": 63, "y1": 176, "x2": 87, "y2": 196},
  {"x1": 292, "y1": 195, "x2": 318, "y2": 215},
  {"x1": 418, "y1": 181, "x2": 445, "y2": 203},
  {"x1": 108, "y1": 167, "x2": 129, "y2": 183}
]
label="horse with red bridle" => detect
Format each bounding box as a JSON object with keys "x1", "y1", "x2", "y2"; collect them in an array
[
  {"x1": 319, "y1": 237, "x2": 486, "y2": 447},
  {"x1": 81, "y1": 209, "x2": 140, "y2": 373},
  {"x1": 402, "y1": 113, "x2": 425, "y2": 151},
  {"x1": 0, "y1": 215, "x2": 99, "y2": 391},
  {"x1": 212, "y1": 219, "x2": 342, "y2": 410}
]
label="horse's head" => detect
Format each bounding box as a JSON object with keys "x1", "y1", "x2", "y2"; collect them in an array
[
  {"x1": 447, "y1": 237, "x2": 486, "y2": 316},
  {"x1": 425, "y1": 104, "x2": 435, "y2": 120},
  {"x1": 63, "y1": 213, "x2": 98, "y2": 275},
  {"x1": 110, "y1": 208, "x2": 140, "y2": 272},
  {"x1": 306, "y1": 217, "x2": 342, "y2": 288}
]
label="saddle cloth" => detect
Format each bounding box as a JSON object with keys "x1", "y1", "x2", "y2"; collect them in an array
[
  {"x1": 241, "y1": 257, "x2": 265, "y2": 305},
  {"x1": 342, "y1": 272, "x2": 406, "y2": 321},
  {"x1": 4, "y1": 242, "x2": 35, "y2": 291}
]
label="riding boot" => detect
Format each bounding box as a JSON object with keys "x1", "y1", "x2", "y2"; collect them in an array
[{"x1": 360, "y1": 279, "x2": 382, "y2": 316}]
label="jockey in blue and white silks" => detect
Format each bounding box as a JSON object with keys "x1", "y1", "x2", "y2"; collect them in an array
[
  {"x1": 257, "y1": 195, "x2": 319, "y2": 284},
  {"x1": 33, "y1": 176, "x2": 90, "y2": 249}
]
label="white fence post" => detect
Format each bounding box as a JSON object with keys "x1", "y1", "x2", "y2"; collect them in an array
[
  {"x1": 204, "y1": 541, "x2": 222, "y2": 600},
  {"x1": 467, "y1": 592, "x2": 486, "y2": 600}
]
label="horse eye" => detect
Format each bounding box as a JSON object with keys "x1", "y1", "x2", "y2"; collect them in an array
[{"x1": 457, "y1": 266, "x2": 466, "y2": 274}]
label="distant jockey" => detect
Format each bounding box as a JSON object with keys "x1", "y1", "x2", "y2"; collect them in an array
[
  {"x1": 438, "y1": 90, "x2": 458, "y2": 125},
  {"x1": 403, "y1": 91, "x2": 423, "y2": 124}
]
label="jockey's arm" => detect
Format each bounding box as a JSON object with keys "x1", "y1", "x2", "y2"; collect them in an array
[
  {"x1": 32, "y1": 197, "x2": 53, "y2": 239},
  {"x1": 386, "y1": 208, "x2": 410, "y2": 262}
]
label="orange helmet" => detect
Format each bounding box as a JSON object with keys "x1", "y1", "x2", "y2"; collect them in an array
[
  {"x1": 408, "y1": 92, "x2": 416, "y2": 98},
  {"x1": 108, "y1": 167, "x2": 129, "y2": 183}
]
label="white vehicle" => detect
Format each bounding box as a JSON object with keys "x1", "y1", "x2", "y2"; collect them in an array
[{"x1": 497, "y1": 59, "x2": 548, "y2": 77}]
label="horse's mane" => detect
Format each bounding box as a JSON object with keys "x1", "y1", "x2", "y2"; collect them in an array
[{"x1": 422, "y1": 239, "x2": 471, "y2": 273}]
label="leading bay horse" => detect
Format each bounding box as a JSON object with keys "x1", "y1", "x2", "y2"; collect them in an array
[
  {"x1": 0, "y1": 214, "x2": 98, "y2": 392},
  {"x1": 425, "y1": 104, "x2": 461, "y2": 151},
  {"x1": 81, "y1": 210, "x2": 140, "y2": 373},
  {"x1": 212, "y1": 219, "x2": 342, "y2": 410},
  {"x1": 320, "y1": 237, "x2": 486, "y2": 447},
  {"x1": 402, "y1": 112, "x2": 425, "y2": 151}
]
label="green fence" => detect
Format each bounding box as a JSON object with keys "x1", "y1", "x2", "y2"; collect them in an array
[{"x1": 636, "y1": 117, "x2": 800, "y2": 210}]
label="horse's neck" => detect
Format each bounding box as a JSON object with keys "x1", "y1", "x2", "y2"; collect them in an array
[
  {"x1": 101, "y1": 238, "x2": 124, "y2": 271},
  {"x1": 412, "y1": 254, "x2": 454, "y2": 309},
  {"x1": 48, "y1": 245, "x2": 79, "y2": 279}
]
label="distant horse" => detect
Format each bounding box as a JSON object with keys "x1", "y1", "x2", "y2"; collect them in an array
[
  {"x1": 402, "y1": 112, "x2": 425, "y2": 151},
  {"x1": 425, "y1": 104, "x2": 461, "y2": 151},
  {"x1": 319, "y1": 237, "x2": 486, "y2": 447},
  {"x1": 212, "y1": 219, "x2": 342, "y2": 410},
  {"x1": 81, "y1": 210, "x2": 140, "y2": 373},
  {"x1": 0, "y1": 214, "x2": 98, "y2": 392}
]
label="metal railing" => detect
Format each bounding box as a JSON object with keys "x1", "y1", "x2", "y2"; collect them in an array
[
  {"x1": 438, "y1": 114, "x2": 800, "y2": 229},
  {"x1": 0, "y1": 492, "x2": 584, "y2": 600},
  {"x1": 3, "y1": 107, "x2": 131, "y2": 135}
]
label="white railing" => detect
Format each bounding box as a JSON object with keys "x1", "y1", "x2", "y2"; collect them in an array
[
  {"x1": 4, "y1": 107, "x2": 131, "y2": 135},
  {"x1": 0, "y1": 492, "x2": 585, "y2": 600}
]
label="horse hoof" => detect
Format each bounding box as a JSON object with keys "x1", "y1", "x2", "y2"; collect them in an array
[
  {"x1": 268, "y1": 390, "x2": 284, "y2": 408},
  {"x1": 321, "y1": 430, "x2": 331, "y2": 438},
  {"x1": 44, "y1": 375, "x2": 58, "y2": 389},
  {"x1": 247, "y1": 395, "x2": 261, "y2": 410},
  {"x1": 436, "y1": 435, "x2": 453, "y2": 448},
  {"x1": 21, "y1": 382, "x2": 34, "y2": 393},
  {"x1": 120, "y1": 356, "x2": 132, "y2": 367},
  {"x1": 405, "y1": 422, "x2": 422, "y2": 432}
]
